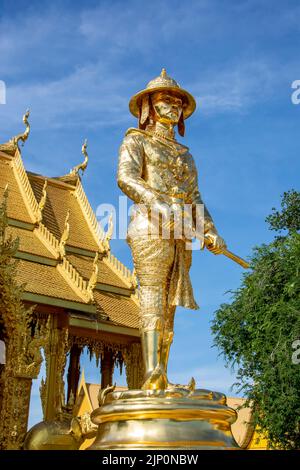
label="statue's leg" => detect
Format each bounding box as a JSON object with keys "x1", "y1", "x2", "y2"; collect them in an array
[
  {"x1": 128, "y1": 237, "x2": 174, "y2": 391},
  {"x1": 161, "y1": 242, "x2": 195, "y2": 391},
  {"x1": 160, "y1": 305, "x2": 175, "y2": 383},
  {"x1": 139, "y1": 285, "x2": 167, "y2": 391}
]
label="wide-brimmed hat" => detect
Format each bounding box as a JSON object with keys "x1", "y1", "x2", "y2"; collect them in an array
[{"x1": 129, "y1": 68, "x2": 196, "y2": 120}]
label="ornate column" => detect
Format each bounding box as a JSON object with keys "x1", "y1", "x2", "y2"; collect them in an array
[
  {"x1": 0, "y1": 317, "x2": 48, "y2": 450},
  {"x1": 101, "y1": 348, "x2": 114, "y2": 389},
  {"x1": 40, "y1": 314, "x2": 68, "y2": 421},
  {"x1": 123, "y1": 342, "x2": 144, "y2": 390},
  {"x1": 0, "y1": 371, "x2": 32, "y2": 449},
  {"x1": 66, "y1": 343, "x2": 82, "y2": 403}
]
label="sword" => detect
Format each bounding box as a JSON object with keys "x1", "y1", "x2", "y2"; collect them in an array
[
  {"x1": 187, "y1": 225, "x2": 250, "y2": 269},
  {"x1": 187, "y1": 213, "x2": 250, "y2": 269},
  {"x1": 183, "y1": 228, "x2": 250, "y2": 269},
  {"x1": 163, "y1": 202, "x2": 250, "y2": 269},
  {"x1": 203, "y1": 235, "x2": 250, "y2": 269}
]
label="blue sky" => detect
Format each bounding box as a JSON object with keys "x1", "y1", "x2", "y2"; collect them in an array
[{"x1": 0, "y1": 0, "x2": 299, "y2": 428}]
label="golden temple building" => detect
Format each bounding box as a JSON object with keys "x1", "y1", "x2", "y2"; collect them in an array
[{"x1": 0, "y1": 113, "x2": 144, "y2": 450}]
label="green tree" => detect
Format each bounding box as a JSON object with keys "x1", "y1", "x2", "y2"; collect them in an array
[{"x1": 211, "y1": 190, "x2": 300, "y2": 449}]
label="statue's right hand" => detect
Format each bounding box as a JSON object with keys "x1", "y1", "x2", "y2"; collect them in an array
[
  {"x1": 150, "y1": 200, "x2": 193, "y2": 238},
  {"x1": 150, "y1": 199, "x2": 173, "y2": 227}
]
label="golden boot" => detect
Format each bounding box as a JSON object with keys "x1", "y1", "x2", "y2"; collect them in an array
[
  {"x1": 161, "y1": 329, "x2": 195, "y2": 392},
  {"x1": 141, "y1": 329, "x2": 167, "y2": 391}
]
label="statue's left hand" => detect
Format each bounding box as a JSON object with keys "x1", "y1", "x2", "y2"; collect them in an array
[{"x1": 205, "y1": 230, "x2": 226, "y2": 255}]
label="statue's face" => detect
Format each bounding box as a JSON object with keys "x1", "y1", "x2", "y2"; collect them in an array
[{"x1": 151, "y1": 92, "x2": 183, "y2": 124}]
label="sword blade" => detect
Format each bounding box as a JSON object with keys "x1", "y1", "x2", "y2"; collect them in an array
[
  {"x1": 201, "y1": 235, "x2": 250, "y2": 269},
  {"x1": 220, "y1": 247, "x2": 250, "y2": 269}
]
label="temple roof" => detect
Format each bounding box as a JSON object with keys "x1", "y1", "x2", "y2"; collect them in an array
[
  {"x1": 93, "y1": 291, "x2": 139, "y2": 329},
  {"x1": 66, "y1": 253, "x2": 131, "y2": 290},
  {"x1": 0, "y1": 114, "x2": 139, "y2": 335},
  {"x1": 16, "y1": 260, "x2": 84, "y2": 303},
  {"x1": 28, "y1": 173, "x2": 100, "y2": 252},
  {"x1": 0, "y1": 156, "x2": 34, "y2": 224},
  {"x1": 7, "y1": 225, "x2": 54, "y2": 258}
]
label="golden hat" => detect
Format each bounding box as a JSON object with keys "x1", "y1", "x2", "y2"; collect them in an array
[{"x1": 129, "y1": 68, "x2": 196, "y2": 119}]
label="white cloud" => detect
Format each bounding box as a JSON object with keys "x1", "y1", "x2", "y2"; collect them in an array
[
  {"x1": 0, "y1": 62, "x2": 132, "y2": 135},
  {"x1": 0, "y1": 0, "x2": 298, "y2": 138},
  {"x1": 189, "y1": 59, "x2": 282, "y2": 114}
]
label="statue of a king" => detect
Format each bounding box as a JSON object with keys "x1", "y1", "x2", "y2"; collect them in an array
[{"x1": 117, "y1": 69, "x2": 226, "y2": 391}]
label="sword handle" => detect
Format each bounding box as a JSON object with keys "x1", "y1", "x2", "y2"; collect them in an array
[{"x1": 203, "y1": 237, "x2": 250, "y2": 269}]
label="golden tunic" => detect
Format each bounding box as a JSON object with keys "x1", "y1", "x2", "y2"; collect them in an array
[
  {"x1": 118, "y1": 127, "x2": 215, "y2": 314},
  {"x1": 118, "y1": 127, "x2": 213, "y2": 220}
]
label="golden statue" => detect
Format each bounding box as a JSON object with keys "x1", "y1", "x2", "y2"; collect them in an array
[
  {"x1": 89, "y1": 70, "x2": 247, "y2": 450},
  {"x1": 117, "y1": 68, "x2": 226, "y2": 391}
]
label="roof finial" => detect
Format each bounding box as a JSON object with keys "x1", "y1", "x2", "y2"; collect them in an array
[
  {"x1": 101, "y1": 212, "x2": 114, "y2": 253},
  {"x1": 131, "y1": 268, "x2": 138, "y2": 290},
  {"x1": 69, "y1": 139, "x2": 89, "y2": 178},
  {"x1": 13, "y1": 109, "x2": 30, "y2": 147},
  {"x1": 0, "y1": 109, "x2": 30, "y2": 155},
  {"x1": 87, "y1": 251, "x2": 99, "y2": 301},
  {"x1": 36, "y1": 179, "x2": 47, "y2": 224},
  {"x1": 58, "y1": 209, "x2": 70, "y2": 258},
  {"x1": 161, "y1": 68, "x2": 167, "y2": 78}
]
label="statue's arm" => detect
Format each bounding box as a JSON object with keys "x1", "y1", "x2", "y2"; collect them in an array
[
  {"x1": 187, "y1": 157, "x2": 227, "y2": 253},
  {"x1": 187, "y1": 159, "x2": 216, "y2": 234},
  {"x1": 117, "y1": 133, "x2": 160, "y2": 204}
]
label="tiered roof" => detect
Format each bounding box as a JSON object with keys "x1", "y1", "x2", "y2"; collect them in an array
[{"x1": 0, "y1": 112, "x2": 140, "y2": 335}]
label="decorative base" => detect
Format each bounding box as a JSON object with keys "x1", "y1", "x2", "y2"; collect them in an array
[{"x1": 88, "y1": 388, "x2": 240, "y2": 450}]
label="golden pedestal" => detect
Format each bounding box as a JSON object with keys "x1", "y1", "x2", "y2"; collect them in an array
[{"x1": 88, "y1": 388, "x2": 239, "y2": 450}]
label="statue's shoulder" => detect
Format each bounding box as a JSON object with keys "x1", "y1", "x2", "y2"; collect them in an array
[{"x1": 125, "y1": 127, "x2": 152, "y2": 140}]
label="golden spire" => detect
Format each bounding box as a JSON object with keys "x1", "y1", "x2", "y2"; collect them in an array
[
  {"x1": 36, "y1": 179, "x2": 47, "y2": 224},
  {"x1": 161, "y1": 68, "x2": 167, "y2": 78},
  {"x1": 87, "y1": 251, "x2": 99, "y2": 301},
  {"x1": 0, "y1": 109, "x2": 30, "y2": 155},
  {"x1": 101, "y1": 213, "x2": 114, "y2": 253},
  {"x1": 131, "y1": 268, "x2": 138, "y2": 290},
  {"x1": 58, "y1": 209, "x2": 70, "y2": 258},
  {"x1": 14, "y1": 109, "x2": 30, "y2": 147},
  {"x1": 69, "y1": 139, "x2": 89, "y2": 178}
]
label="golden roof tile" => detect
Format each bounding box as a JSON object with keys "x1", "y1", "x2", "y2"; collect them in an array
[
  {"x1": 0, "y1": 159, "x2": 33, "y2": 223},
  {"x1": 7, "y1": 226, "x2": 55, "y2": 259},
  {"x1": 28, "y1": 175, "x2": 99, "y2": 252},
  {"x1": 66, "y1": 253, "x2": 129, "y2": 290},
  {"x1": 16, "y1": 259, "x2": 83, "y2": 303},
  {"x1": 93, "y1": 291, "x2": 139, "y2": 329}
]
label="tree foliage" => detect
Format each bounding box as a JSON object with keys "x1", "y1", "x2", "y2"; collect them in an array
[
  {"x1": 211, "y1": 190, "x2": 300, "y2": 449},
  {"x1": 266, "y1": 189, "x2": 300, "y2": 233},
  {"x1": 0, "y1": 187, "x2": 22, "y2": 338}
]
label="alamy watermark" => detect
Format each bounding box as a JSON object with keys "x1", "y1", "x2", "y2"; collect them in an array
[
  {"x1": 96, "y1": 196, "x2": 205, "y2": 251},
  {"x1": 291, "y1": 80, "x2": 300, "y2": 105},
  {"x1": 292, "y1": 339, "x2": 300, "y2": 365},
  {"x1": 0, "y1": 80, "x2": 6, "y2": 104}
]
